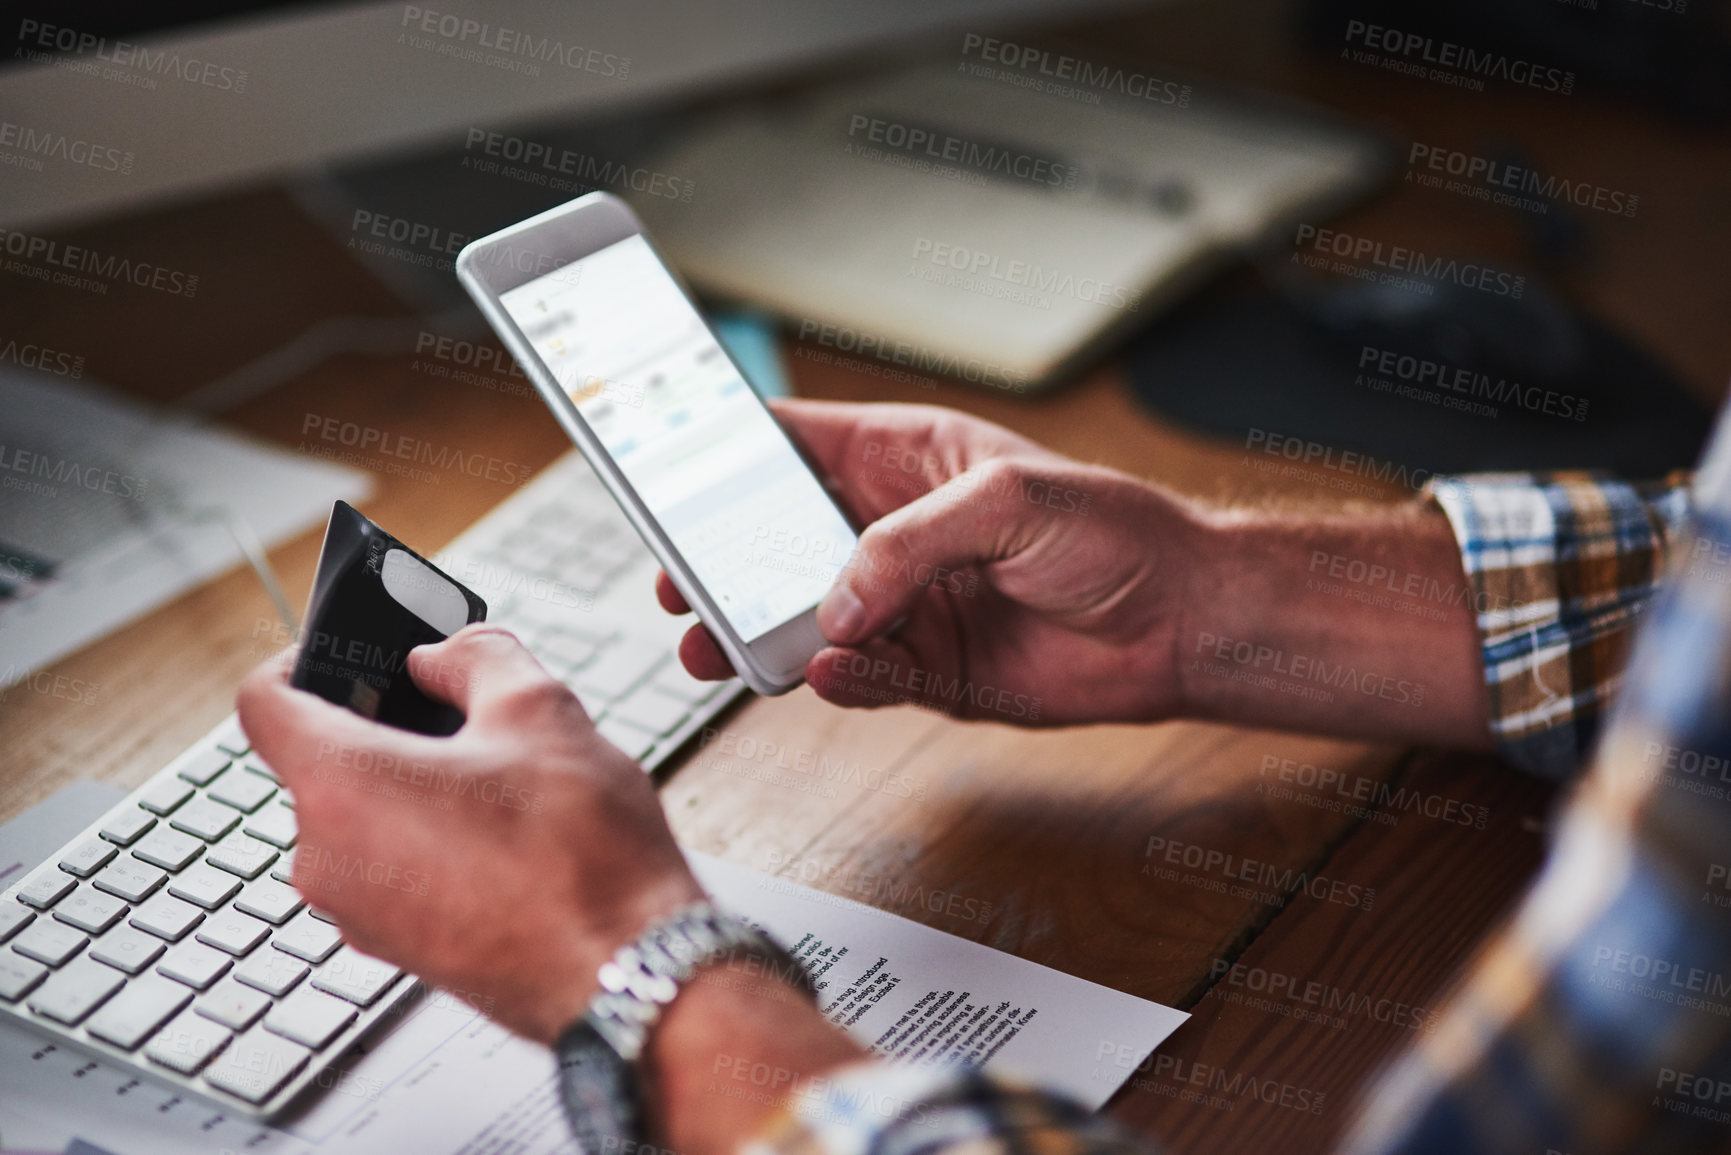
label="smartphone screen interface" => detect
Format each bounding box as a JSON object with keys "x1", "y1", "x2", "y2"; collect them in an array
[{"x1": 499, "y1": 234, "x2": 857, "y2": 642}]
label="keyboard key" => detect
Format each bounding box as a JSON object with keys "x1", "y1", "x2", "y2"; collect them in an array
[
  {"x1": 27, "y1": 955, "x2": 125, "y2": 1025},
  {"x1": 17, "y1": 868, "x2": 76, "y2": 910},
  {"x1": 213, "y1": 717, "x2": 251, "y2": 757},
  {"x1": 0, "y1": 951, "x2": 48, "y2": 1001},
  {"x1": 99, "y1": 806, "x2": 156, "y2": 846},
  {"x1": 0, "y1": 902, "x2": 33, "y2": 944},
  {"x1": 536, "y1": 628, "x2": 599, "y2": 670},
  {"x1": 144, "y1": 1006, "x2": 232, "y2": 1074},
  {"x1": 264, "y1": 986, "x2": 356, "y2": 1050},
  {"x1": 244, "y1": 802, "x2": 297, "y2": 849},
  {"x1": 130, "y1": 894, "x2": 204, "y2": 941},
  {"x1": 59, "y1": 839, "x2": 118, "y2": 878},
  {"x1": 245, "y1": 757, "x2": 279, "y2": 784},
  {"x1": 204, "y1": 1026, "x2": 309, "y2": 1103},
  {"x1": 206, "y1": 831, "x2": 278, "y2": 880},
  {"x1": 93, "y1": 858, "x2": 167, "y2": 903},
  {"x1": 595, "y1": 717, "x2": 655, "y2": 762},
  {"x1": 132, "y1": 826, "x2": 205, "y2": 872},
  {"x1": 269, "y1": 848, "x2": 297, "y2": 883},
  {"x1": 208, "y1": 769, "x2": 277, "y2": 814},
  {"x1": 274, "y1": 911, "x2": 342, "y2": 964},
  {"x1": 139, "y1": 778, "x2": 195, "y2": 816},
  {"x1": 175, "y1": 747, "x2": 233, "y2": 787},
  {"x1": 196, "y1": 910, "x2": 271, "y2": 957},
  {"x1": 652, "y1": 661, "x2": 726, "y2": 704},
  {"x1": 608, "y1": 686, "x2": 691, "y2": 737},
  {"x1": 13, "y1": 919, "x2": 88, "y2": 966},
  {"x1": 27, "y1": 956, "x2": 124, "y2": 1024},
  {"x1": 86, "y1": 973, "x2": 193, "y2": 1050},
  {"x1": 233, "y1": 945, "x2": 309, "y2": 997},
  {"x1": 234, "y1": 879, "x2": 304, "y2": 925},
  {"x1": 167, "y1": 864, "x2": 242, "y2": 910},
  {"x1": 169, "y1": 797, "x2": 242, "y2": 842},
  {"x1": 577, "y1": 644, "x2": 665, "y2": 703},
  {"x1": 89, "y1": 925, "x2": 167, "y2": 974},
  {"x1": 310, "y1": 946, "x2": 399, "y2": 1007},
  {"x1": 158, "y1": 940, "x2": 232, "y2": 990},
  {"x1": 52, "y1": 885, "x2": 128, "y2": 934},
  {"x1": 196, "y1": 977, "x2": 272, "y2": 1030}
]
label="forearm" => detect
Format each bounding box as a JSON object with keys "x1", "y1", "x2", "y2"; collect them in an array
[
  {"x1": 1177, "y1": 499, "x2": 1492, "y2": 750},
  {"x1": 647, "y1": 965, "x2": 866, "y2": 1155}
]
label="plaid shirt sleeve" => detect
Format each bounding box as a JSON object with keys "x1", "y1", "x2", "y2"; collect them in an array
[
  {"x1": 1423, "y1": 471, "x2": 1694, "y2": 780},
  {"x1": 1342, "y1": 447, "x2": 1731, "y2": 1155},
  {"x1": 743, "y1": 1058, "x2": 1153, "y2": 1155}
]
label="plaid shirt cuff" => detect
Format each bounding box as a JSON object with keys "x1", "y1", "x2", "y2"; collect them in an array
[
  {"x1": 1423, "y1": 471, "x2": 1691, "y2": 780},
  {"x1": 743, "y1": 1058, "x2": 1151, "y2": 1155}
]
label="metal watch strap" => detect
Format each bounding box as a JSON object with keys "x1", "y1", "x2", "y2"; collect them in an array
[{"x1": 555, "y1": 900, "x2": 816, "y2": 1151}]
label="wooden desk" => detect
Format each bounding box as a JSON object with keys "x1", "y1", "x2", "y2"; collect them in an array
[{"x1": 1, "y1": 1, "x2": 1721, "y2": 1150}]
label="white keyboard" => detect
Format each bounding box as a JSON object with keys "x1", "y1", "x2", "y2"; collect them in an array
[{"x1": 0, "y1": 451, "x2": 744, "y2": 1117}]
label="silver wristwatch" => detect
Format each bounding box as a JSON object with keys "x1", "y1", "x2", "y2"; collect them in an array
[{"x1": 555, "y1": 901, "x2": 815, "y2": 1151}]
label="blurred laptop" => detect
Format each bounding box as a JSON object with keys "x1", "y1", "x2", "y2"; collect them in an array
[{"x1": 636, "y1": 60, "x2": 1389, "y2": 391}]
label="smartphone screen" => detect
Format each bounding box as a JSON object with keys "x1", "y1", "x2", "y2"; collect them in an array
[{"x1": 498, "y1": 233, "x2": 857, "y2": 642}]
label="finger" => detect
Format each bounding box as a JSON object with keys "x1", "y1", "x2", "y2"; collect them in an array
[
  {"x1": 236, "y1": 654, "x2": 412, "y2": 789},
  {"x1": 769, "y1": 398, "x2": 1039, "y2": 518},
  {"x1": 655, "y1": 570, "x2": 691, "y2": 615},
  {"x1": 806, "y1": 639, "x2": 956, "y2": 715},
  {"x1": 406, "y1": 625, "x2": 564, "y2": 721},
  {"x1": 816, "y1": 458, "x2": 1049, "y2": 647},
  {"x1": 678, "y1": 623, "x2": 736, "y2": 681}
]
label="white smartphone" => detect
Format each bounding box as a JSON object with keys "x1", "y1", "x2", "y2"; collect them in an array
[{"x1": 455, "y1": 192, "x2": 858, "y2": 695}]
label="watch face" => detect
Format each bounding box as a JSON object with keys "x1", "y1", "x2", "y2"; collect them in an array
[{"x1": 557, "y1": 1018, "x2": 644, "y2": 1149}]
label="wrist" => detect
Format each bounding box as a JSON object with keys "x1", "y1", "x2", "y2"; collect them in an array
[{"x1": 649, "y1": 964, "x2": 865, "y2": 1155}]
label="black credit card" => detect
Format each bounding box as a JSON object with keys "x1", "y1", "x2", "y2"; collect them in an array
[{"x1": 291, "y1": 501, "x2": 487, "y2": 735}]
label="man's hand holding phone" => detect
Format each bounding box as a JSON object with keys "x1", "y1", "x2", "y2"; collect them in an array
[{"x1": 659, "y1": 399, "x2": 1210, "y2": 727}]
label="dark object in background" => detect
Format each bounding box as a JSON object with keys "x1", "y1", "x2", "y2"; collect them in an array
[
  {"x1": 292, "y1": 501, "x2": 487, "y2": 736},
  {"x1": 1123, "y1": 273, "x2": 1709, "y2": 478},
  {"x1": 1302, "y1": 0, "x2": 1731, "y2": 122}
]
